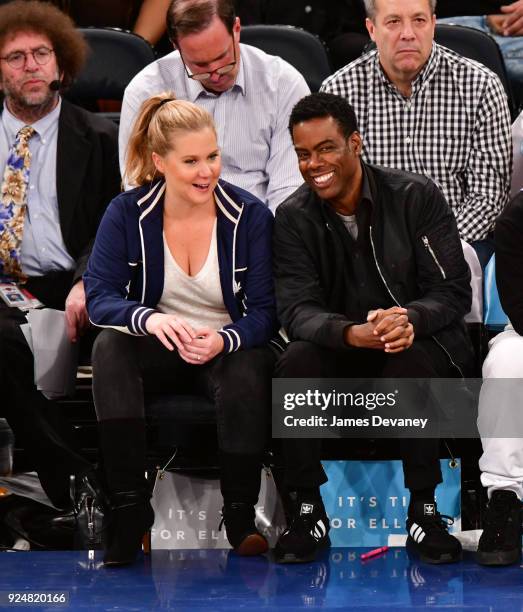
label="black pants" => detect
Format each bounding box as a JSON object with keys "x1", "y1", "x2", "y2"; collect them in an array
[
  {"x1": 92, "y1": 329, "x2": 276, "y2": 455},
  {"x1": 0, "y1": 271, "x2": 92, "y2": 508},
  {"x1": 275, "y1": 339, "x2": 452, "y2": 492}
]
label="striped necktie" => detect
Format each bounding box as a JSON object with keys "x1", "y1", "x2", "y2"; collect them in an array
[{"x1": 0, "y1": 125, "x2": 35, "y2": 281}]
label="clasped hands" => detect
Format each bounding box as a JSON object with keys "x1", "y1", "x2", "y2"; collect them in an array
[
  {"x1": 345, "y1": 306, "x2": 414, "y2": 353},
  {"x1": 145, "y1": 312, "x2": 224, "y2": 364}
]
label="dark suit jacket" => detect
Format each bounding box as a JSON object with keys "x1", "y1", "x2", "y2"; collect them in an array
[
  {"x1": 0, "y1": 98, "x2": 120, "y2": 307},
  {"x1": 55, "y1": 99, "x2": 120, "y2": 284}
]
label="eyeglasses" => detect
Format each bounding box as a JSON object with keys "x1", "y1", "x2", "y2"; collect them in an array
[
  {"x1": 0, "y1": 46, "x2": 54, "y2": 70},
  {"x1": 180, "y1": 37, "x2": 236, "y2": 82}
]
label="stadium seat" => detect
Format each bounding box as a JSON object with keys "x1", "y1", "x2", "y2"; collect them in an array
[
  {"x1": 434, "y1": 24, "x2": 516, "y2": 119},
  {"x1": 65, "y1": 27, "x2": 156, "y2": 122},
  {"x1": 483, "y1": 254, "x2": 509, "y2": 332},
  {"x1": 241, "y1": 24, "x2": 331, "y2": 92}
]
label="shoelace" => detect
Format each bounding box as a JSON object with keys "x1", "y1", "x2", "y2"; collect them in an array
[
  {"x1": 285, "y1": 512, "x2": 320, "y2": 537},
  {"x1": 420, "y1": 512, "x2": 454, "y2": 532}
]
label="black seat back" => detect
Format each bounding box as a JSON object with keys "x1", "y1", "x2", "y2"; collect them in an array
[
  {"x1": 65, "y1": 27, "x2": 156, "y2": 120},
  {"x1": 434, "y1": 24, "x2": 516, "y2": 118},
  {"x1": 241, "y1": 24, "x2": 331, "y2": 92}
]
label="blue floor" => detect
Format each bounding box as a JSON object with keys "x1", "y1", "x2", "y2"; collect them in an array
[{"x1": 0, "y1": 548, "x2": 521, "y2": 611}]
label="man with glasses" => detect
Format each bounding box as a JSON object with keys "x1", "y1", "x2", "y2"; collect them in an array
[
  {"x1": 0, "y1": 1, "x2": 120, "y2": 510},
  {"x1": 119, "y1": 0, "x2": 309, "y2": 213}
]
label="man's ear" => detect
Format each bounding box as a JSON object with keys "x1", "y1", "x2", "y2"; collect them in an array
[
  {"x1": 233, "y1": 16, "x2": 241, "y2": 42},
  {"x1": 365, "y1": 17, "x2": 376, "y2": 42},
  {"x1": 349, "y1": 131, "x2": 363, "y2": 155}
]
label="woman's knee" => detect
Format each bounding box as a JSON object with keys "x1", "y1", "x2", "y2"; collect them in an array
[
  {"x1": 92, "y1": 329, "x2": 136, "y2": 375},
  {"x1": 93, "y1": 328, "x2": 124, "y2": 357}
]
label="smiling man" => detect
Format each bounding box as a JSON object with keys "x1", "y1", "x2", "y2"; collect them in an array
[
  {"x1": 321, "y1": 0, "x2": 512, "y2": 268},
  {"x1": 119, "y1": 0, "x2": 309, "y2": 213},
  {"x1": 272, "y1": 92, "x2": 474, "y2": 564},
  {"x1": 0, "y1": 1, "x2": 120, "y2": 509}
]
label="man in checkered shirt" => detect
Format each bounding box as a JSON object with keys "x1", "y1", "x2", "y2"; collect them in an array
[{"x1": 321, "y1": 0, "x2": 512, "y2": 268}]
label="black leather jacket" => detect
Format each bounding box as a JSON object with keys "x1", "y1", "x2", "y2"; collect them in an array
[{"x1": 273, "y1": 163, "x2": 474, "y2": 376}]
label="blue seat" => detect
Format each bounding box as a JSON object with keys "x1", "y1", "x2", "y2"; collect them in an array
[{"x1": 483, "y1": 254, "x2": 509, "y2": 331}]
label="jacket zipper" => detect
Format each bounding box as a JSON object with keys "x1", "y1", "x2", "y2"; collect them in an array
[
  {"x1": 431, "y1": 336, "x2": 464, "y2": 378},
  {"x1": 369, "y1": 227, "x2": 463, "y2": 377},
  {"x1": 422, "y1": 235, "x2": 446, "y2": 279},
  {"x1": 369, "y1": 227, "x2": 401, "y2": 307}
]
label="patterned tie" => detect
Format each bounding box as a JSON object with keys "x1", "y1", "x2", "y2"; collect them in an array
[{"x1": 0, "y1": 125, "x2": 35, "y2": 281}]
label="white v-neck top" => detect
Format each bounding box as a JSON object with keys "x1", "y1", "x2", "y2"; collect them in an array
[{"x1": 157, "y1": 220, "x2": 232, "y2": 330}]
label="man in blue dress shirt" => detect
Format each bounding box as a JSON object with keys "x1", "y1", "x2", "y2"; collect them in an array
[{"x1": 119, "y1": 0, "x2": 309, "y2": 213}]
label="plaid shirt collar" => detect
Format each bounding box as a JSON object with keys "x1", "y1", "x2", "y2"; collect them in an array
[{"x1": 374, "y1": 42, "x2": 441, "y2": 98}]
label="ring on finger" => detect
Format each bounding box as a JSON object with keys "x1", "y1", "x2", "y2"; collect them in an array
[{"x1": 196, "y1": 354, "x2": 201, "y2": 361}]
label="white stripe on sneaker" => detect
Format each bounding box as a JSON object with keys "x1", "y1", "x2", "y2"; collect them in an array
[
  {"x1": 413, "y1": 526, "x2": 423, "y2": 541},
  {"x1": 311, "y1": 519, "x2": 327, "y2": 541},
  {"x1": 410, "y1": 523, "x2": 426, "y2": 543}
]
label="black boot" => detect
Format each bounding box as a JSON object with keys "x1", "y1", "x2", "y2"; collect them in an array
[
  {"x1": 98, "y1": 419, "x2": 154, "y2": 567},
  {"x1": 219, "y1": 452, "x2": 268, "y2": 556},
  {"x1": 104, "y1": 490, "x2": 154, "y2": 566},
  {"x1": 477, "y1": 490, "x2": 522, "y2": 566},
  {"x1": 220, "y1": 502, "x2": 268, "y2": 555}
]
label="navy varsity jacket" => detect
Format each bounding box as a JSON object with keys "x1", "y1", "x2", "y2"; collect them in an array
[{"x1": 84, "y1": 179, "x2": 281, "y2": 353}]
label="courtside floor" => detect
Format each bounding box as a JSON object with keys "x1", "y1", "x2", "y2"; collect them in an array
[{"x1": 0, "y1": 547, "x2": 521, "y2": 611}]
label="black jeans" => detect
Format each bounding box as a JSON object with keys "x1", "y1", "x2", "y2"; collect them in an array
[
  {"x1": 275, "y1": 339, "x2": 453, "y2": 492},
  {"x1": 0, "y1": 271, "x2": 92, "y2": 508},
  {"x1": 92, "y1": 329, "x2": 276, "y2": 455}
]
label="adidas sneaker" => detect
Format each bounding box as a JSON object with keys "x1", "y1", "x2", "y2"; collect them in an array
[
  {"x1": 274, "y1": 499, "x2": 330, "y2": 563},
  {"x1": 406, "y1": 501, "x2": 462, "y2": 564}
]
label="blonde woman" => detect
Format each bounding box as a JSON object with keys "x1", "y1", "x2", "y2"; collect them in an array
[{"x1": 84, "y1": 94, "x2": 280, "y2": 566}]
